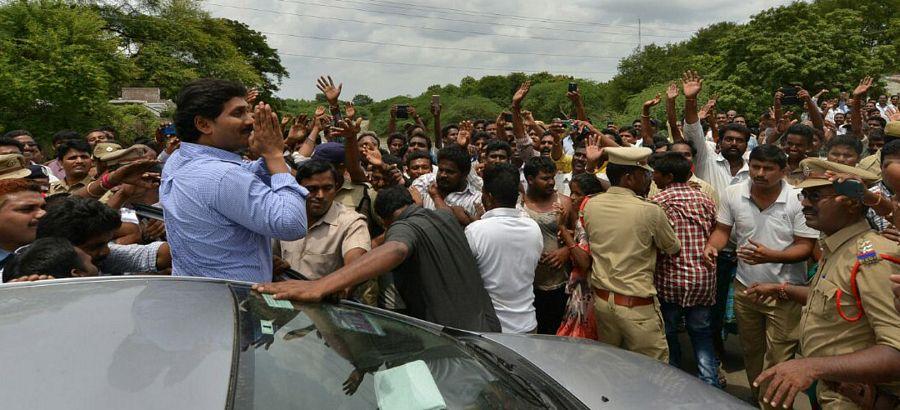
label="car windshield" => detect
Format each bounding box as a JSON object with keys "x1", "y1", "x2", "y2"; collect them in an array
[{"x1": 229, "y1": 285, "x2": 549, "y2": 409}]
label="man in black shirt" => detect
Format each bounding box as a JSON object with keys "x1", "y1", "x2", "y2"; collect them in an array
[{"x1": 256, "y1": 185, "x2": 500, "y2": 332}]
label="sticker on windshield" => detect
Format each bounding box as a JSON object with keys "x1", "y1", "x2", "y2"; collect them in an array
[
  {"x1": 262, "y1": 293, "x2": 294, "y2": 309},
  {"x1": 328, "y1": 309, "x2": 385, "y2": 336},
  {"x1": 260, "y1": 320, "x2": 275, "y2": 335}
]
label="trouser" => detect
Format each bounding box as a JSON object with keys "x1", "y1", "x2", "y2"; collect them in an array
[
  {"x1": 660, "y1": 302, "x2": 721, "y2": 387},
  {"x1": 593, "y1": 291, "x2": 669, "y2": 362},
  {"x1": 711, "y1": 250, "x2": 737, "y2": 357},
  {"x1": 534, "y1": 286, "x2": 567, "y2": 335},
  {"x1": 733, "y1": 280, "x2": 801, "y2": 409}
]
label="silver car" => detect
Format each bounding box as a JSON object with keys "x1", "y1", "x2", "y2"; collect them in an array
[{"x1": 0, "y1": 276, "x2": 750, "y2": 409}]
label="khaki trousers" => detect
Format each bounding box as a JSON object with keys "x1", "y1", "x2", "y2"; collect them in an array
[
  {"x1": 593, "y1": 291, "x2": 669, "y2": 362},
  {"x1": 733, "y1": 280, "x2": 801, "y2": 409}
]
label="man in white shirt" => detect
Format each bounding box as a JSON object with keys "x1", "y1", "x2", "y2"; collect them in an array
[
  {"x1": 703, "y1": 144, "x2": 818, "y2": 408},
  {"x1": 465, "y1": 163, "x2": 543, "y2": 334},
  {"x1": 410, "y1": 145, "x2": 482, "y2": 226}
]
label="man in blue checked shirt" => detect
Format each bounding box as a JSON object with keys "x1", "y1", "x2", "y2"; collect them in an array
[{"x1": 161, "y1": 79, "x2": 308, "y2": 283}]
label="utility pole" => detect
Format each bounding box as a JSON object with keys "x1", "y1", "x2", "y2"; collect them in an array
[{"x1": 638, "y1": 18, "x2": 642, "y2": 49}]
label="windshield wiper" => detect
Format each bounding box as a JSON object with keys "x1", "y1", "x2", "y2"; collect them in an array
[{"x1": 464, "y1": 341, "x2": 554, "y2": 408}]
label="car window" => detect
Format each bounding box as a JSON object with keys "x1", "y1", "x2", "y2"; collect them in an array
[
  {"x1": 0, "y1": 279, "x2": 235, "y2": 410},
  {"x1": 229, "y1": 285, "x2": 548, "y2": 409}
]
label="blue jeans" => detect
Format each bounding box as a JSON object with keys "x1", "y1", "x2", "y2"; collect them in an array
[{"x1": 660, "y1": 302, "x2": 721, "y2": 387}]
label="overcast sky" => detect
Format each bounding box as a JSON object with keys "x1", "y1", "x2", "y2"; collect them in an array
[{"x1": 203, "y1": 0, "x2": 797, "y2": 101}]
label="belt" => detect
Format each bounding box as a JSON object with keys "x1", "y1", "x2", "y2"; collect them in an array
[{"x1": 593, "y1": 287, "x2": 654, "y2": 308}]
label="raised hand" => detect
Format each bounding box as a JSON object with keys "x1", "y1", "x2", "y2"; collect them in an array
[
  {"x1": 430, "y1": 99, "x2": 441, "y2": 117},
  {"x1": 852, "y1": 76, "x2": 873, "y2": 97},
  {"x1": 407, "y1": 106, "x2": 418, "y2": 119},
  {"x1": 246, "y1": 87, "x2": 259, "y2": 104},
  {"x1": 333, "y1": 118, "x2": 363, "y2": 140},
  {"x1": 390, "y1": 105, "x2": 397, "y2": 119},
  {"x1": 458, "y1": 120, "x2": 474, "y2": 136},
  {"x1": 250, "y1": 102, "x2": 285, "y2": 158},
  {"x1": 512, "y1": 81, "x2": 531, "y2": 108},
  {"x1": 286, "y1": 114, "x2": 310, "y2": 145},
  {"x1": 314, "y1": 105, "x2": 326, "y2": 118},
  {"x1": 280, "y1": 114, "x2": 293, "y2": 128},
  {"x1": 777, "y1": 111, "x2": 796, "y2": 134},
  {"x1": 457, "y1": 120, "x2": 473, "y2": 147},
  {"x1": 521, "y1": 110, "x2": 536, "y2": 126},
  {"x1": 666, "y1": 82, "x2": 679, "y2": 100},
  {"x1": 699, "y1": 97, "x2": 717, "y2": 120},
  {"x1": 798, "y1": 88, "x2": 811, "y2": 101},
  {"x1": 681, "y1": 70, "x2": 703, "y2": 98},
  {"x1": 585, "y1": 134, "x2": 604, "y2": 162},
  {"x1": 643, "y1": 93, "x2": 662, "y2": 109},
  {"x1": 316, "y1": 75, "x2": 343, "y2": 105},
  {"x1": 107, "y1": 159, "x2": 161, "y2": 190},
  {"x1": 345, "y1": 102, "x2": 356, "y2": 119},
  {"x1": 566, "y1": 89, "x2": 582, "y2": 103},
  {"x1": 363, "y1": 146, "x2": 383, "y2": 167}
]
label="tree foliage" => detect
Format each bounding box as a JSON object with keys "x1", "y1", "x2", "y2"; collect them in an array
[{"x1": 0, "y1": 0, "x2": 287, "y2": 145}]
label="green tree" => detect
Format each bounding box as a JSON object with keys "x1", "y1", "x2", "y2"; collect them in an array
[
  {"x1": 352, "y1": 94, "x2": 374, "y2": 106},
  {"x1": 0, "y1": 0, "x2": 136, "y2": 142}
]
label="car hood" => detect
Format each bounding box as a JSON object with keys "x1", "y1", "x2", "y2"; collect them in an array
[{"x1": 481, "y1": 334, "x2": 752, "y2": 409}]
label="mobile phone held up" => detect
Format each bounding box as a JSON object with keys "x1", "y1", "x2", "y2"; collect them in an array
[
  {"x1": 780, "y1": 86, "x2": 802, "y2": 106},
  {"x1": 833, "y1": 179, "x2": 866, "y2": 200},
  {"x1": 396, "y1": 105, "x2": 409, "y2": 119},
  {"x1": 568, "y1": 82, "x2": 578, "y2": 93}
]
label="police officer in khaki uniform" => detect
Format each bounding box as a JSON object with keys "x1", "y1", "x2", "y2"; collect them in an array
[
  {"x1": 582, "y1": 147, "x2": 680, "y2": 362},
  {"x1": 748, "y1": 158, "x2": 900, "y2": 409},
  {"x1": 0, "y1": 154, "x2": 32, "y2": 180}
]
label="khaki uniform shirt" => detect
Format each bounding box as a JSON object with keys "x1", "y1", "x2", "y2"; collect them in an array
[
  {"x1": 858, "y1": 150, "x2": 882, "y2": 178},
  {"x1": 48, "y1": 175, "x2": 92, "y2": 196},
  {"x1": 582, "y1": 186, "x2": 681, "y2": 298},
  {"x1": 800, "y1": 220, "x2": 900, "y2": 400},
  {"x1": 274, "y1": 202, "x2": 371, "y2": 279},
  {"x1": 648, "y1": 174, "x2": 719, "y2": 207}
]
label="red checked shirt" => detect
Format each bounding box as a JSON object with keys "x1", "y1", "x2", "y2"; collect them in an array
[{"x1": 650, "y1": 182, "x2": 717, "y2": 306}]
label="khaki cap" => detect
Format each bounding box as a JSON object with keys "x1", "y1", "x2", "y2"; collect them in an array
[
  {"x1": 93, "y1": 142, "x2": 123, "y2": 159},
  {"x1": 886, "y1": 121, "x2": 900, "y2": 139},
  {"x1": 795, "y1": 157, "x2": 879, "y2": 189},
  {"x1": 98, "y1": 145, "x2": 148, "y2": 166},
  {"x1": 0, "y1": 154, "x2": 31, "y2": 180},
  {"x1": 606, "y1": 146, "x2": 653, "y2": 171}
]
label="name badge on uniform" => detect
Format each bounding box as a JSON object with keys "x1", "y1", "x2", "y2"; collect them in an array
[{"x1": 857, "y1": 239, "x2": 878, "y2": 265}]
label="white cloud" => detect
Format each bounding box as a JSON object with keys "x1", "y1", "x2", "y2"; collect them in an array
[{"x1": 204, "y1": 0, "x2": 797, "y2": 100}]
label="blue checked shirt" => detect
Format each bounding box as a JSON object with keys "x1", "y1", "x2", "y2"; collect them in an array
[{"x1": 160, "y1": 143, "x2": 308, "y2": 283}]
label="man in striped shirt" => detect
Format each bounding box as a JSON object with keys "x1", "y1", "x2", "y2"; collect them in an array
[{"x1": 650, "y1": 152, "x2": 720, "y2": 387}]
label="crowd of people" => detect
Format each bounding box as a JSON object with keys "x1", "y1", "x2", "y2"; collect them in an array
[{"x1": 1, "y1": 71, "x2": 900, "y2": 409}]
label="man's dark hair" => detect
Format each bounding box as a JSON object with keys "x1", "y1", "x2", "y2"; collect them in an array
[
  {"x1": 881, "y1": 140, "x2": 900, "y2": 164},
  {"x1": 748, "y1": 144, "x2": 787, "y2": 169},
  {"x1": 381, "y1": 153, "x2": 402, "y2": 169},
  {"x1": 483, "y1": 163, "x2": 520, "y2": 208},
  {"x1": 825, "y1": 135, "x2": 863, "y2": 155},
  {"x1": 484, "y1": 139, "x2": 512, "y2": 158},
  {"x1": 387, "y1": 132, "x2": 406, "y2": 145},
  {"x1": 296, "y1": 160, "x2": 338, "y2": 184},
  {"x1": 2, "y1": 129, "x2": 32, "y2": 139},
  {"x1": 51, "y1": 130, "x2": 81, "y2": 145},
  {"x1": 472, "y1": 119, "x2": 487, "y2": 128},
  {"x1": 867, "y1": 115, "x2": 887, "y2": 128},
  {"x1": 97, "y1": 126, "x2": 118, "y2": 139},
  {"x1": 404, "y1": 150, "x2": 432, "y2": 168},
  {"x1": 671, "y1": 140, "x2": 697, "y2": 157},
  {"x1": 4, "y1": 238, "x2": 84, "y2": 282},
  {"x1": 56, "y1": 139, "x2": 92, "y2": 162},
  {"x1": 0, "y1": 137, "x2": 24, "y2": 152},
  {"x1": 785, "y1": 124, "x2": 814, "y2": 145},
  {"x1": 440, "y1": 124, "x2": 459, "y2": 139},
  {"x1": 36, "y1": 197, "x2": 122, "y2": 246},
  {"x1": 721, "y1": 123, "x2": 752, "y2": 141},
  {"x1": 606, "y1": 163, "x2": 636, "y2": 186},
  {"x1": 572, "y1": 173, "x2": 604, "y2": 196},
  {"x1": 652, "y1": 152, "x2": 692, "y2": 183},
  {"x1": 374, "y1": 184, "x2": 414, "y2": 220},
  {"x1": 471, "y1": 131, "x2": 491, "y2": 145},
  {"x1": 869, "y1": 128, "x2": 886, "y2": 142},
  {"x1": 522, "y1": 156, "x2": 556, "y2": 179},
  {"x1": 408, "y1": 131, "x2": 432, "y2": 151},
  {"x1": 436, "y1": 145, "x2": 471, "y2": 176},
  {"x1": 174, "y1": 79, "x2": 248, "y2": 143},
  {"x1": 619, "y1": 125, "x2": 637, "y2": 136}
]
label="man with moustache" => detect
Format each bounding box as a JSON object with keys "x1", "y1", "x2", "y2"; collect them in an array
[
  {"x1": 410, "y1": 145, "x2": 481, "y2": 226},
  {"x1": 161, "y1": 79, "x2": 308, "y2": 283},
  {"x1": 48, "y1": 140, "x2": 93, "y2": 195},
  {"x1": 703, "y1": 144, "x2": 818, "y2": 408},
  {"x1": 747, "y1": 158, "x2": 900, "y2": 409},
  {"x1": 275, "y1": 160, "x2": 370, "y2": 279}
]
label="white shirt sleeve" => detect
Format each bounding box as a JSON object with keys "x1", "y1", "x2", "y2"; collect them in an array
[
  {"x1": 684, "y1": 120, "x2": 713, "y2": 181},
  {"x1": 716, "y1": 186, "x2": 736, "y2": 226},
  {"x1": 788, "y1": 191, "x2": 820, "y2": 238}
]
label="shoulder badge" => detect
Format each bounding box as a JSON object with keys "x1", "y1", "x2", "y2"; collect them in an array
[{"x1": 857, "y1": 238, "x2": 879, "y2": 265}]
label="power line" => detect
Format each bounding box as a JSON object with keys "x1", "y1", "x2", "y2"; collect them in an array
[
  {"x1": 204, "y1": 2, "x2": 643, "y2": 46},
  {"x1": 270, "y1": 0, "x2": 688, "y2": 40},
  {"x1": 277, "y1": 51, "x2": 617, "y2": 75},
  {"x1": 260, "y1": 31, "x2": 628, "y2": 59},
  {"x1": 331, "y1": 0, "x2": 697, "y2": 34}
]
